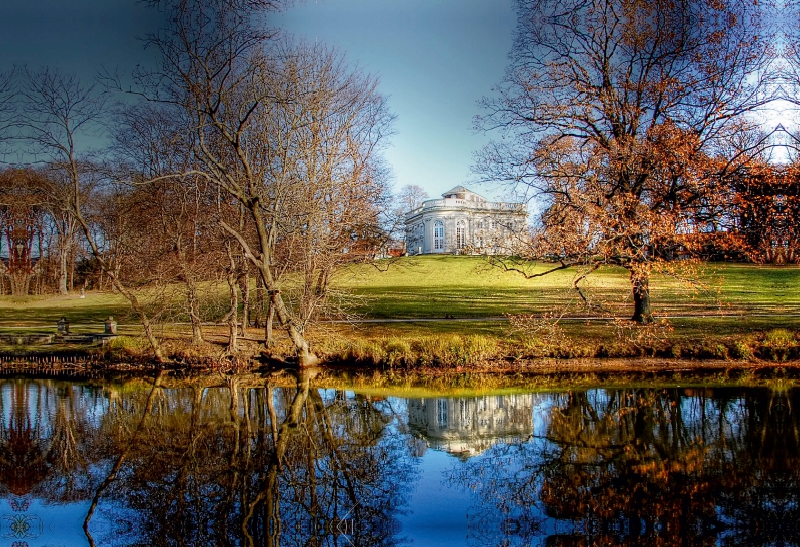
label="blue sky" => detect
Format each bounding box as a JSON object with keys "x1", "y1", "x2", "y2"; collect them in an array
[
  {"x1": 277, "y1": 0, "x2": 517, "y2": 200},
  {"x1": 0, "y1": 0, "x2": 162, "y2": 78},
  {"x1": 0, "y1": 0, "x2": 517, "y2": 200}
]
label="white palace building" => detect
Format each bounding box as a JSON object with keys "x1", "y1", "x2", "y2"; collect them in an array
[{"x1": 405, "y1": 186, "x2": 527, "y2": 255}]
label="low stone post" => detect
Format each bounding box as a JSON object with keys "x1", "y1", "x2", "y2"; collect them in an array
[
  {"x1": 104, "y1": 316, "x2": 118, "y2": 335},
  {"x1": 57, "y1": 316, "x2": 69, "y2": 335}
]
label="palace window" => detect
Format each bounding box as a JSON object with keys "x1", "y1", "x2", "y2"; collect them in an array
[
  {"x1": 434, "y1": 220, "x2": 444, "y2": 250},
  {"x1": 456, "y1": 220, "x2": 466, "y2": 249}
]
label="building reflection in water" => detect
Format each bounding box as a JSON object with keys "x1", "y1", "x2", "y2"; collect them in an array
[
  {"x1": 407, "y1": 394, "x2": 536, "y2": 459},
  {"x1": 446, "y1": 388, "x2": 800, "y2": 547}
]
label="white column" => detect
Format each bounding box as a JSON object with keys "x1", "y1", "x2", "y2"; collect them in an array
[{"x1": 423, "y1": 218, "x2": 432, "y2": 254}]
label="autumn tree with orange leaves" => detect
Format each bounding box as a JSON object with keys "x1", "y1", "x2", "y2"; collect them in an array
[
  {"x1": 0, "y1": 169, "x2": 47, "y2": 296},
  {"x1": 474, "y1": 0, "x2": 775, "y2": 323},
  {"x1": 731, "y1": 164, "x2": 800, "y2": 264}
]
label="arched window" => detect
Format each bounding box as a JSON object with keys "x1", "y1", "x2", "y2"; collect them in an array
[
  {"x1": 434, "y1": 220, "x2": 444, "y2": 250},
  {"x1": 456, "y1": 220, "x2": 466, "y2": 249}
]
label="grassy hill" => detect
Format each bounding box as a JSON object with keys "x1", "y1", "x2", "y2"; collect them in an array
[
  {"x1": 331, "y1": 255, "x2": 800, "y2": 319},
  {"x1": 1, "y1": 256, "x2": 797, "y2": 326},
  {"x1": 1, "y1": 256, "x2": 798, "y2": 363}
]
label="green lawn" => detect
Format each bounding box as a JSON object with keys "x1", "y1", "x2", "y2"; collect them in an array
[
  {"x1": 0, "y1": 256, "x2": 797, "y2": 328},
  {"x1": 0, "y1": 292, "x2": 131, "y2": 328},
  {"x1": 332, "y1": 256, "x2": 800, "y2": 319},
  {"x1": 2, "y1": 256, "x2": 798, "y2": 363}
]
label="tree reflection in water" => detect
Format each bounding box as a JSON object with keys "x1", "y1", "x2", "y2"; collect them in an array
[
  {"x1": 0, "y1": 373, "x2": 414, "y2": 546},
  {"x1": 1, "y1": 378, "x2": 798, "y2": 546},
  {"x1": 0, "y1": 379, "x2": 105, "y2": 503},
  {"x1": 447, "y1": 388, "x2": 800, "y2": 547}
]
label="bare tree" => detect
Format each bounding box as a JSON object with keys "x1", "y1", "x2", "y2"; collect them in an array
[
  {"x1": 111, "y1": 102, "x2": 219, "y2": 345},
  {"x1": 19, "y1": 67, "x2": 166, "y2": 362},
  {"x1": 267, "y1": 44, "x2": 395, "y2": 331},
  {"x1": 392, "y1": 183, "x2": 428, "y2": 250},
  {"x1": 129, "y1": 0, "x2": 393, "y2": 364},
  {"x1": 396, "y1": 184, "x2": 428, "y2": 215},
  {"x1": 475, "y1": 0, "x2": 774, "y2": 323},
  {"x1": 0, "y1": 68, "x2": 16, "y2": 152}
]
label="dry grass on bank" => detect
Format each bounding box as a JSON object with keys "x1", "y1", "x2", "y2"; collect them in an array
[
  {"x1": 309, "y1": 322, "x2": 800, "y2": 366},
  {"x1": 74, "y1": 314, "x2": 800, "y2": 369}
]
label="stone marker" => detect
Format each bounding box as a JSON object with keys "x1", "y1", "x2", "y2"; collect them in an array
[
  {"x1": 104, "y1": 317, "x2": 117, "y2": 335},
  {"x1": 57, "y1": 317, "x2": 69, "y2": 335}
]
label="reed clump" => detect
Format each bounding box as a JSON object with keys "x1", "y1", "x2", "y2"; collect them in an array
[
  {"x1": 319, "y1": 334, "x2": 501, "y2": 367},
  {"x1": 309, "y1": 328, "x2": 800, "y2": 367}
]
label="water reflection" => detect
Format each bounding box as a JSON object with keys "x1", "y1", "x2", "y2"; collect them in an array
[
  {"x1": 447, "y1": 388, "x2": 800, "y2": 547},
  {"x1": 408, "y1": 394, "x2": 534, "y2": 459},
  {"x1": 0, "y1": 374, "x2": 413, "y2": 546},
  {"x1": 0, "y1": 376, "x2": 797, "y2": 546}
]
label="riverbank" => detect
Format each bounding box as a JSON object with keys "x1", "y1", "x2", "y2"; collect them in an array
[
  {"x1": 2, "y1": 325, "x2": 800, "y2": 391},
  {"x1": 2, "y1": 315, "x2": 800, "y2": 368},
  {"x1": 2, "y1": 257, "x2": 798, "y2": 373},
  {"x1": 0, "y1": 356, "x2": 798, "y2": 393}
]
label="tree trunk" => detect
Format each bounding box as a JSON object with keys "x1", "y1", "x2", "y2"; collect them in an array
[
  {"x1": 187, "y1": 282, "x2": 204, "y2": 344},
  {"x1": 58, "y1": 224, "x2": 72, "y2": 295},
  {"x1": 123, "y1": 285, "x2": 166, "y2": 363},
  {"x1": 75, "y1": 215, "x2": 165, "y2": 363},
  {"x1": 274, "y1": 297, "x2": 317, "y2": 366},
  {"x1": 219, "y1": 217, "x2": 319, "y2": 366},
  {"x1": 226, "y1": 267, "x2": 239, "y2": 354},
  {"x1": 265, "y1": 293, "x2": 276, "y2": 348},
  {"x1": 58, "y1": 244, "x2": 69, "y2": 295},
  {"x1": 254, "y1": 276, "x2": 265, "y2": 329},
  {"x1": 69, "y1": 247, "x2": 75, "y2": 292},
  {"x1": 630, "y1": 264, "x2": 653, "y2": 324},
  {"x1": 238, "y1": 272, "x2": 249, "y2": 337},
  {"x1": 9, "y1": 271, "x2": 31, "y2": 297}
]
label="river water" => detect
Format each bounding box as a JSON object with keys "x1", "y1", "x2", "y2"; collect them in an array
[{"x1": 0, "y1": 372, "x2": 796, "y2": 546}]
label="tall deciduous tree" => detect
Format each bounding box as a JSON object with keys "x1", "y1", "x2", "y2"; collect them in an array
[
  {"x1": 268, "y1": 45, "x2": 394, "y2": 330},
  {"x1": 393, "y1": 183, "x2": 429, "y2": 249},
  {"x1": 396, "y1": 184, "x2": 429, "y2": 213},
  {"x1": 111, "y1": 102, "x2": 219, "y2": 345},
  {"x1": 132, "y1": 0, "x2": 393, "y2": 364},
  {"x1": 475, "y1": 0, "x2": 774, "y2": 322}
]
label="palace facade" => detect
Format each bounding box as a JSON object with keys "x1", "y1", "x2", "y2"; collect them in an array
[{"x1": 404, "y1": 186, "x2": 527, "y2": 255}]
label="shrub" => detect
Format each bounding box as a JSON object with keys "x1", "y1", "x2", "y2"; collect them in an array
[
  {"x1": 756, "y1": 329, "x2": 798, "y2": 362},
  {"x1": 729, "y1": 340, "x2": 754, "y2": 361},
  {"x1": 384, "y1": 338, "x2": 412, "y2": 366}
]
